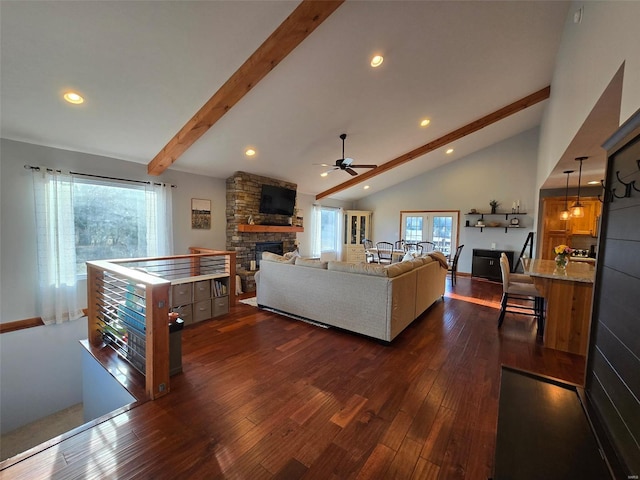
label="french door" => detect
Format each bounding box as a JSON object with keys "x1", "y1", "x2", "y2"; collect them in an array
[{"x1": 400, "y1": 211, "x2": 459, "y2": 258}]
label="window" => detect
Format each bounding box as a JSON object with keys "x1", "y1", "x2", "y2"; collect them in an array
[
  {"x1": 32, "y1": 169, "x2": 173, "y2": 324},
  {"x1": 320, "y1": 207, "x2": 340, "y2": 252},
  {"x1": 311, "y1": 205, "x2": 343, "y2": 259},
  {"x1": 73, "y1": 180, "x2": 149, "y2": 275},
  {"x1": 400, "y1": 211, "x2": 459, "y2": 258}
]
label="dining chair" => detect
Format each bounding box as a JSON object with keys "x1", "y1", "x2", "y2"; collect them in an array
[
  {"x1": 376, "y1": 241, "x2": 394, "y2": 265},
  {"x1": 363, "y1": 239, "x2": 378, "y2": 263},
  {"x1": 394, "y1": 240, "x2": 405, "y2": 251},
  {"x1": 417, "y1": 241, "x2": 435, "y2": 253},
  {"x1": 498, "y1": 253, "x2": 545, "y2": 336},
  {"x1": 501, "y1": 253, "x2": 533, "y2": 284},
  {"x1": 447, "y1": 244, "x2": 464, "y2": 286}
]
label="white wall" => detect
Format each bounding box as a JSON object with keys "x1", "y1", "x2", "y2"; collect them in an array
[
  {"x1": 0, "y1": 319, "x2": 87, "y2": 434},
  {"x1": 356, "y1": 128, "x2": 539, "y2": 274},
  {"x1": 537, "y1": 1, "x2": 640, "y2": 190}
]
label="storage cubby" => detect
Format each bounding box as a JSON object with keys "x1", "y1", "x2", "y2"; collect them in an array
[{"x1": 170, "y1": 274, "x2": 229, "y2": 325}]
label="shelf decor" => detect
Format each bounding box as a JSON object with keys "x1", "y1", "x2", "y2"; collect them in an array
[{"x1": 489, "y1": 200, "x2": 500, "y2": 214}]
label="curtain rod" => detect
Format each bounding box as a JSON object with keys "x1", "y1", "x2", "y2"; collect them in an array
[
  {"x1": 312, "y1": 203, "x2": 341, "y2": 210},
  {"x1": 24, "y1": 165, "x2": 177, "y2": 188}
]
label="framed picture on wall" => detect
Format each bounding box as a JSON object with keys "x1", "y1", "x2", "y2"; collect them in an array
[{"x1": 191, "y1": 198, "x2": 211, "y2": 229}]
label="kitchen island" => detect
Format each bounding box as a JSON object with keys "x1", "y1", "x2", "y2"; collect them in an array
[{"x1": 523, "y1": 259, "x2": 595, "y2": 356}]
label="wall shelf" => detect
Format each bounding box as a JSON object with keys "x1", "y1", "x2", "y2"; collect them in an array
[
  {"x1": 466, "y1": 212, "x2": 527, "y2": 219},
  {"x1": 465, "y1": 212, "x2": 527, "y2": 233},
  {"x1": 237, "y1": 224, "x2": 303, "y2": 233}
]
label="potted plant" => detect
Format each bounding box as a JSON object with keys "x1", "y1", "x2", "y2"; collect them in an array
[{"x1": 489, "y1": 200, "x2": 500, "y2": 214}]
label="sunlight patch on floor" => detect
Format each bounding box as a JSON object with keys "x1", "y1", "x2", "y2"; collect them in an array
[{"x1": 445, "y1": 291, "x2": 501, "y2": 310}]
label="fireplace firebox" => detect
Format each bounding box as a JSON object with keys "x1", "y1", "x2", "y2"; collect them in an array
[{"x1": 255, "y1": 242, "x2": 283, "y2": 268}]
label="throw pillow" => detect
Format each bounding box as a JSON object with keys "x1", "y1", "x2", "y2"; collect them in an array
[
  {"x1": 261, "y1": 251, "x2": 296, "y2": 264},
  {"x1": 283, "y1": 249, "x2": 301, "y2": 260},
  {"x1": 402, "y1": 251, "x2": 415, "y2": 262}
]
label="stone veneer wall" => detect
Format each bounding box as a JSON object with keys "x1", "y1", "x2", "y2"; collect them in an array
[{"x1": 226, "y1": 171, "x2": 298, "y2": 271}]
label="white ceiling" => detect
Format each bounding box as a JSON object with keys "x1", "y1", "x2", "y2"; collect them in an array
[{"x1": 1, "y1": 1, "x2": 578, "y2": 201}]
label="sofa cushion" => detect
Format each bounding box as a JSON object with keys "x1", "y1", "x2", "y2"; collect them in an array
[
  {"x1": 295, "y1": 257, "x2": 328, "y2": 269},
  {"x1": 327, "y1": 261, "x2": 389, "y2": 277},
  {"x1": 261, "y1": 251, "x2": 296, "y2": 264}
]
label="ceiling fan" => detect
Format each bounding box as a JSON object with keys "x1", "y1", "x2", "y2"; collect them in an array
[{"x1": 318, "y1": 133, "x2": 377, "y2": 176}]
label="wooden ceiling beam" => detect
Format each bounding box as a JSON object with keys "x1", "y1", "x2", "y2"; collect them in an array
[
  {"x1": 316, "y1": 85, "x2": 551, "y2": 200},
  {"x1": 148, "y1": 0, "x2": 344, "y2": 176}
]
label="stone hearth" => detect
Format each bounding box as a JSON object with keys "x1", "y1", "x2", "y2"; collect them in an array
[{"x1": 226, "y1": 171, "x2": 298, "y2": 271}]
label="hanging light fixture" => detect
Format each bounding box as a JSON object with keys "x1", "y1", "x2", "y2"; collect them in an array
[
  {"x1": 570, "y1": 156, "x2": 588, "y2": 218},
  {"x1": 560, "y1": 169, "x2": 574, "y2": 220}
]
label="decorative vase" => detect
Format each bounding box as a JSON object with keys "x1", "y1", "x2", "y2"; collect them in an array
[
  {"x1": 491, "y1": 206, "x2": 497, "y2": 214},
  {"x1": 555, "y1": 254, "x2": 569, "y2": 270}
]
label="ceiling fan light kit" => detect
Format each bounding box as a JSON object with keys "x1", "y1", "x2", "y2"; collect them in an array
[{"x1": 321, "y1": 133, "x2": 377, "y2": 177}]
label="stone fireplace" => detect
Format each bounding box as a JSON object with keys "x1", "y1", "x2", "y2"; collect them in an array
[
  {"x1": 255, "y1": 241, "x2": 284, "y2": 268},
  {"x1": 226, "y1": 171, "x2": 299, "y2": 273}
]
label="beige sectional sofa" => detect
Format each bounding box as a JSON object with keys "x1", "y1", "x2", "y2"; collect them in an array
[{"x1": 255, "y1": 252, "x2": 448, "y2": 342}]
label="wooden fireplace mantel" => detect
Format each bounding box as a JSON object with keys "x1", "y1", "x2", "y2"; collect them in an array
[{"x1": 237, "y1": 225, "x2": 303, "y2": 233}]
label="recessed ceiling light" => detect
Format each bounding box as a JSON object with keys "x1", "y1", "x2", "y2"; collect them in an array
[
  {"x1": 370, "y1": 55, "x2": 384, "y2": 68},
  {"x1": 363, "y1": 185, "x2": 370, "y2": 190},
  {"x1": 320, "y1": 172, "x2": 328, "y2": 177},
  {"x1": 420, "y1": 119, "x2": 431, "y2": 127},
  {"x1": 587, "y1": 180, "x2": 600, "y2": 185},
  {"x1": 245, "y1": 148, "x2": 256, "y2": 157},
  {"x1": 446, "y1": 148, "x2": 454, "y2": 154},
  {"x1": 63, "y1": 91, "x2": 84, "y2": 104}
]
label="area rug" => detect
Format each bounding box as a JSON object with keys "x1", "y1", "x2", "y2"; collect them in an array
[{"x1": 239, "y1": 297, "x2": 258, "y2": 307}]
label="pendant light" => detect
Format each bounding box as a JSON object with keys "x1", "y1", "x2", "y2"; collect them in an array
[
  {"x1": 560, "y1": 169, "x2": 574, "y2": 220},
  {"x1": 570, "y1": 156, "x2": 587, "y2": 218}
]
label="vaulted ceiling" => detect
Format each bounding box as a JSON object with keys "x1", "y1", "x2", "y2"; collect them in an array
[{"x1": 1, "y1": 1, "x2": 575, "y2": 201}]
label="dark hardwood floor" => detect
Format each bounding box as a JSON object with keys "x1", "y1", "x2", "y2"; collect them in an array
[{"x1": 0, "y1": 276, "x2": 585, "y2": 479}]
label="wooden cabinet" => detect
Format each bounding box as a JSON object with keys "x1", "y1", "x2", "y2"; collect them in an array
[
  {"x1": 541, "y1": 198, "x2": 570, "y2": 260},
  {"x1": 343, "y1": 210, "x2": 371, "y2": 262},
  {"x1": 541, "y1": 198, "x2": 601, "y2": 260},
  {"x1": 170, "y1": 275, "x2": 229, "y2": 325},
  {"x1": 472, "y1": 249, "x2": 514, "y2": 282},
  {"x1": 569, "y1": 200, "x2": 601, "y2": 235},
  {"x1": 542, "y1": 199, "x2": 571, "y2": 233}
]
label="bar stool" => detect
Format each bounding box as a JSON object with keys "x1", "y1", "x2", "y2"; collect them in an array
[{"x1": 498, "y1": 254, "x2": 545, "y2": 336}]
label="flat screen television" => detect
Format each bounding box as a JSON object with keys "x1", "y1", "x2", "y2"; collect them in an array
[{"x1": 259, "y1": 184, "x2": 296, "y2": 216}]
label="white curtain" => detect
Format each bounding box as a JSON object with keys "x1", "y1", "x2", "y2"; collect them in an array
[
  {"x1": 310, "y1": 204, "x2": 344, "y2": 260},
  {"x1": 336, "y1": 207, "x2": 344, "y2": 261},
  {"x1": 33, "y1": 170, "x2": 84, "y2": 325},
  {"x1": 146, "y1": 183, "x2": 174, "y2": 256},
  {"x1": 310, "y1": 204, "x2": 322, "y2": 258}
]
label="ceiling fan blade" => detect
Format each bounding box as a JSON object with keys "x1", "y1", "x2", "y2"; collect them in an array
[
  {"x1": 350, "y1": 164, "x2": 377, "y2": 169},
  {"x1": 345, "y1": 168, "x2": 358, "y2": 176}
]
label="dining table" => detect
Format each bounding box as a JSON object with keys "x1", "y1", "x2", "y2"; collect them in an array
[
  {"x1": 522, "y1": 258, "x2": 596, "y2": 356},
  {"x1": 368, "y1": 247, "x2": 406, "y2": 263}
]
